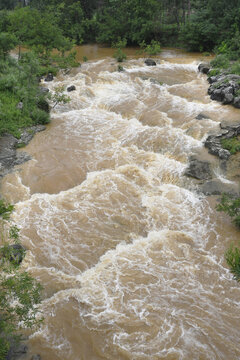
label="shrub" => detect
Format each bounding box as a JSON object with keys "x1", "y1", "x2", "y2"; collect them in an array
[
  {"x1": 208, "y1": 69, "x2": 220, "y2": 76},
  {"x1": 113, "y1": 48, "x2": 127, "y2": 62},
  {"x1": 112, "y1": 38, "x2": 127, "y2": 63},
  {"x1": 225, "y1": 245, "x2": 240, "y2": 281},
  {"x1": 221, "y1": 136, "x2": 240, "y2": 155},
  {"x1": 140, "y1": 40, "x2": 161, "y2": 56},
  {"x1": 210, "y1": 54, "x2": 230, "y2": 69},
  {"x1": 31, "y1": 108, "x2": 50, "y2": 125},
  {"x1": 216, "y1": 193, "x2": 240, "y2": 228}
]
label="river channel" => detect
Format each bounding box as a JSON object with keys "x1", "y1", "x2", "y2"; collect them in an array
[{"x1": 2, "y1": 46, "x2": 240, "y2": 360}]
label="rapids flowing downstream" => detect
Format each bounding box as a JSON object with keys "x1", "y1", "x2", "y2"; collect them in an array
[{"x1": 2, "y1": 47, "x2": 240, "y2": 360}]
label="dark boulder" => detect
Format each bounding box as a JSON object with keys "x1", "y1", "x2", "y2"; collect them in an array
[
  {"x1": 184, "y1": 157, "x2": 212, "y2": 180},
  {"x1": 204, "y1": 135, "x2": 231, "y2": 160},
  {"x1": 44, "y1": 73, "x2": 54, "y2": 82},
  {"x1": 195, "y1": 113, "x2": 209, "y2": 120},
  {"x1": 144, "y1": 59, "x2": 156, "y2": 66},
  {"x1": 198, "y1": 63, "x2": 210, "y2": 74},
  {"x1": 221, "y1": 86, "x2": 234, "y2": 105},
  {"x1": 233, "y1": 96, "x2": 240, "y2": 109},
  {"x1": 210, "y1": 89, "x2": 223, "y2": 102},
  {"x1": 67, "y1": 85, "x2": 76, "y2": 92},
  {"x1": 6, "y1": 343, "x2": 28, "y2": 360},
  {"x1": 39, "y1": 87, "x2": 49, "y2": 94}
]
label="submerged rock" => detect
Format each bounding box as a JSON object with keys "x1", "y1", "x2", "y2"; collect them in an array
[
  {"x1": 6, "y1": 343, "x2": 28, "y2": 360},
  {"x1": 198, "y1": 63, "x2": 210, "y2": 74},
  {"x1": 195, "y1": 113, "x2": 210, "y2": 120},
  {"x1": 44, "y1": 73, "x2": 54, "y2": 82},
  {"x1": 144, "y1": 59, "x2": 156, "y2": 66},
  {"x1": 67, "y1": 85, "x2": 76, "y2": 92},
  {"x1": 201, "y1": 179, "x2": 240, "y2": 196},
  {"x1": 184, "y1": 157, "x2": 212, "y2": 180},
  {"x1": 31, "y1": 355, "x2": 41, "y2": 360}
]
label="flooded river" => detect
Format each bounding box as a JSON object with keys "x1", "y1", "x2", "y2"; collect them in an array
[{"x1": 2, "y1": 46, "x2": 240, "y2": 360}]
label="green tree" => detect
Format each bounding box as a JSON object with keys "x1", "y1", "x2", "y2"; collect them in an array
[{"x1": 0, "y1": 32, "x2": 18, "y2": 60}]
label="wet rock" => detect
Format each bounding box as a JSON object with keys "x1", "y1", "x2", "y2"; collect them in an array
[
  {"x1": 31, "y1": 355, "x2": 41, "y2": 360},
  {"x1": 221, "y1": 87, "x2": 234, "y2": 104},
  {"x1": 210, "y1": 88, "x2": 223, "y2": 102},
  {"x1": 44, "y1": 72, "x2": 54, "y2": 82},
  {"x1": 201, "y1": 179, "x2": 240, "y2": 196},
  {"x1": 0, "y1": 135, "x2": 18, "y2": 170},
  {"x1": 195, "y1": 113, "x2": 209, "y2": 120},
  {"x1": 144, "y1": 59, "x2": 156, "y2": 66},
  {"x1": 39, "y1": 87, "x2": 49, "y2": 94},
  {"x1": 0, "y1": 126, "x2": 46, "y2": 177},
  {"x1": 198, "y1": 63, "x2": 210, "y2": 74},
  {"x1": 18, "y1": 125, "x2": 46, "y2": 146},
  {"x1": 204, "y1": 123, "x2": 240, "y2": 160},
  {"x1": 233, "y1": 96, "x2": 240, "y2": 108},
  {"x1": 184, "y1": 157, "x2": 212, "y2": 180},
  {"x1": 6, "y1": 343, "x2": 28, "y2": 360},
  {"x1": 204, "y1": 135, "x2": 231, "y2": 160},
  {"x1": 16, "y1": 102, "x2": 23, "y2": 110},
  {"x1": 67, "y1": 85, "x2": 76, "y2": 92}
]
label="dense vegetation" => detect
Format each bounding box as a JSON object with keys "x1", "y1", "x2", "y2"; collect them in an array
[
  {"x1": 0, "y1": 199, "x2": 42, "y2": 359},
  {"x1": 0, "y1": 0, "x2": 239, "y2": 51}
]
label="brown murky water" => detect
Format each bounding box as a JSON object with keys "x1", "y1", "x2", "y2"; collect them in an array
[{"x1": 2, "y1": 46, "x2": 240, "y2": 360}]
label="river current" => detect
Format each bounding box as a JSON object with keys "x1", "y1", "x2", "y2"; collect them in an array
[{"x1": 2, "y1": 46, "x2": 240, "y2": 360}]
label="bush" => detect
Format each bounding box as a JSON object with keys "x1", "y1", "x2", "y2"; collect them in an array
[
  {"x1": 140, "y1": 40, "x2": 161, "y2": 56},
  {"x1": 210, "y1": 54, "x2": 230, "y2": 69},
  {"x1": 216, "y1": 193, "x2": 240, "y2": 228},
  {"x1": 221, "y1": 137, "x2": 240, "y2": 155},
  {"x1": 113, "y1": 48, "x2": 127, "y2": 62},
  {"x1": 225, "y1": 246, "x2": 240, "y2": 281},
  {"x1": 31, "y1": 108, "x2": 50, "y2": 125},
  {"x1": 208, "y1": 69, "x2": 221, "y2": 76}
]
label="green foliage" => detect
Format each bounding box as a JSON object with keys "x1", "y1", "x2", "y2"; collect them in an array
[
  {"x1": 0, "y1": 199, "x2": 14, "y2": 220},
  {"x1": 50, "y1": 85, "x2": 71, "y2": 108},
  {"x1": 140, "y1": 40, "x2": 161, "y2": 56},
  {"x1": 0, "y1": 32, "x2": 17, "y2": 60},
  {"x1": 0, "y1": 200, "x2": 43, "y2": 359},
  {"x1": 210, "y1": 54, "x2": 230, "y2": 69},
  {"x1": 216, "y1": 194, "x2": 240, "y2": 228},
  {"x1": 0, "y1": 52, "x2": 50, "y2": 137},
  {"x1": 208, "y1": 69, "x2": 220, "y2": 76},
  {"x1": 225, "y1": 245, "x2": 240, "y2": 281},
  {"x1": 221, "y1": 137, "x2": 240, "y2": 155},
  {"x1": 113, "y1": 48, "x2": 127, "y2": 63},
  {"x1": 83, "y1": 56, "x2": 88, "y2": 62}
]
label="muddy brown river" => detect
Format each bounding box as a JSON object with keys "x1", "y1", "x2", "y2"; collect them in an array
[{"x1": 2, "y1": 46, "x2": 240, "y2": 360}]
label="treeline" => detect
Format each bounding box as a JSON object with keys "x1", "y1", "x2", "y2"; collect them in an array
[{"x1": 1, "y1": 0, "x2": 240, "y2": 51}]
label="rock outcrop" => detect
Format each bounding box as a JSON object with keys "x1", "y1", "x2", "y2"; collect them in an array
[
  {"x1": 184, "y1": 157, "x2": 212, "y2": 180},
  {"x1": 204, "y1": 122, "x2": 240, "y2": 160},
  {"x1": 0, "y1": 125, "x2": 46, "y2": 178},
  {"x1": 144, "y1": 59, "x2": 156, "y2": 66}
]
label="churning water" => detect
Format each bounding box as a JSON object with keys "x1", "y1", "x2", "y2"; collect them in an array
[{"x1": 2, "y1": 47, "x2": 240, "y2": 360}]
